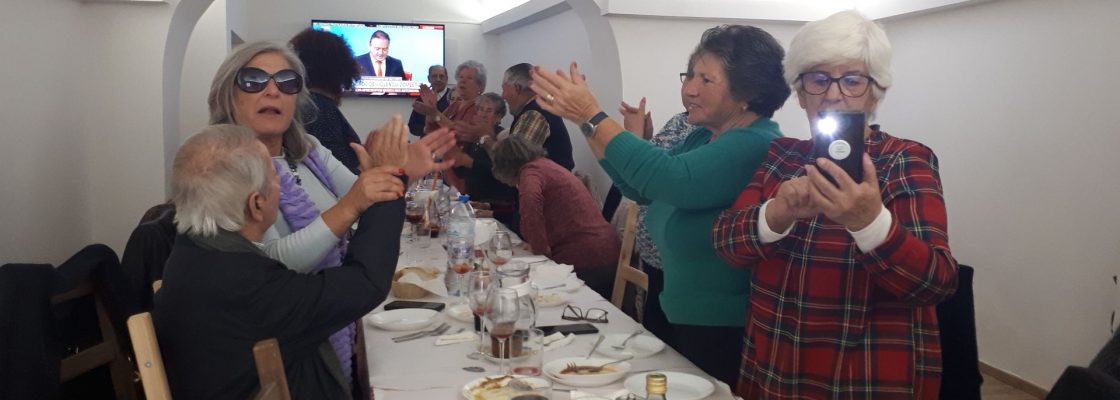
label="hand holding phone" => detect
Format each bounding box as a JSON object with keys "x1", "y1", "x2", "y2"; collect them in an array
[{"x1": 812, "y1": 110, "x2": 865, "y2": 185}]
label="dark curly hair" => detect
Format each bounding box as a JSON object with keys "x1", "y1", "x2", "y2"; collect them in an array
[
  {"x1": 688, "y1": 25, "x2": 790, "y2": 118},
  {"x1": 289, "y1": 28, "x2": 360, "y2": 95}
]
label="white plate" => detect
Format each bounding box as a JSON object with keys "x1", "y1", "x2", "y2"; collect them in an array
[
  {"x1": 542, "y1": 357, "x2": 631, "y2": 387},
  {"x1": 367, "y1": 308, "x2": 438, "y2": 331},
  {"x1": 534, "y1": 291, "x2": 570, "y2": 308},
  {"x1": 623, "y1": 371, "x2": 714, "y2": 400},
  {"x1": 447, "y1": 303, "x2": 473, "y2": 323},
  {"x1": 594, "y1": 334, "x2": 666, "y2": 359},
  {"x1": 461, "y1": 375, "x2": 550, "y2": 399}
]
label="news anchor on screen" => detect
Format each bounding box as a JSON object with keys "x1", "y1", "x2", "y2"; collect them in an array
[{"x1": 354, "y1": 30, "x2": 405, "y2": 79}]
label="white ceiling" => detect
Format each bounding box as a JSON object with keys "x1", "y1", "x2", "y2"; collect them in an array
[{"x1": 475, "y1": 0, "x2": 991, "y2": 23}]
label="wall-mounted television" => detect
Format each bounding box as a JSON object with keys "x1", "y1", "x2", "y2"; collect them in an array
[{"x1": 311, "y1": 19, "x2": 445, "y2": 97}]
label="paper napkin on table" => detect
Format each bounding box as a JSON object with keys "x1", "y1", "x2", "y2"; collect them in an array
[
  {"x1": 398, "y1": 270, "x2": 449, "y2": 298},
  {"x1": 434, "y1": 331, "x2": 477, "y2": 346},
  {"x1": 543, "y1": 332, "x2": 575, "y2": 351}
]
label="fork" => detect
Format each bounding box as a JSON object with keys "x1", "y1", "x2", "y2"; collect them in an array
[
  {"x1": 612, "y1": 330, "x2": 644, "y2": 350},
  {"x1": 565, "y1": 355, "x2": 633, "y2": 374},
  {"x1": 391, "y1": 322, "x2": 449, "y2": 342}
]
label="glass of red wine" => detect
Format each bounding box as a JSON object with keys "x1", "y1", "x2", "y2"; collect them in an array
[
  {"x1": 404, "y1": 200, "x2": 424, "y2": 243},
  {"x1": 467, "y1": 270, "x2": 492, "y2": 357},
  {"x1": 485, "y1": 288, "x2": 520, "y2": 375}
]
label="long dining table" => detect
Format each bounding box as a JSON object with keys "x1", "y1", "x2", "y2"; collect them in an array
[{"x1": 361, "y1": 223, "x2": 737, "y2": 399}]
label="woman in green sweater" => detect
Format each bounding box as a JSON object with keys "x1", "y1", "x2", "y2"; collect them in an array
[{"x1": 529, "y1": 25, "x2": 790, "y2": 385}]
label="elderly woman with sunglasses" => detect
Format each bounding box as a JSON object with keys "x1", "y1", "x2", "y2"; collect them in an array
[
  {"x1": 206, "y1": 41, "x2": 455, "y2": 381},
  {"x1": 712, "y1": 11, "x2": 959, "y2": 399},
  {"x1": 528, "y1": 25, "x2": 789, "y2": 386}
]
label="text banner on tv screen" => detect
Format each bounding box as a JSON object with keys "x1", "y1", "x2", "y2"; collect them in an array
[{"x1": 311, "y1": 19, "x2": 445, "y2": 97}]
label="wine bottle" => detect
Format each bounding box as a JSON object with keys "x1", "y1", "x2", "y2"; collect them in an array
[{"x1": 645, "y1": 373, "x2": 668, "y2": 399}]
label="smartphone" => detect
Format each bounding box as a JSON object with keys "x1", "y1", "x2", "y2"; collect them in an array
[
  {"x1": 382, "y1": 300, "x2": 446, "y2": 312},
  {"x1": 812, "y1": 110, "x2": 865, "y2": 185},
  {"x1": 539, "y1": 323, "x2": 600, "y2": 336}
]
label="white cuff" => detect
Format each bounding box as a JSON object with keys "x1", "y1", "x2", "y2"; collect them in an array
[
  {"x1": 848, "y1": 204, "x2": 892, "y2": 253},
  {"x1": 757, "y1": 200, "x2": 793, "y2": 244}
]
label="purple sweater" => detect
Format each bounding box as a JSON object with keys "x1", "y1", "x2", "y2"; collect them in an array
[{"x1": 517, "y1": 158, "x2": 620, "y2": 269}]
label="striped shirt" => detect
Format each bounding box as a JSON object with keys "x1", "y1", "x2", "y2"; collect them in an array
[{"x1": 713, "y1": 128, "x2": 958, "y2": 399}]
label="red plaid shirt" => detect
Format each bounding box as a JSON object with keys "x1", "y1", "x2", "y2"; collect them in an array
[{"x1": 713, "y1": 128, "x2": 958, "y2": 399}]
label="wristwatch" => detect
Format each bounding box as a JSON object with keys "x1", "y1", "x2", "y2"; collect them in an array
[{"x1": 580, "y1": 111, "x2": 609, "y2": 138}]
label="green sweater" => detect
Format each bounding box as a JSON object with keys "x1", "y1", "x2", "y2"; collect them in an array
[{"x1": 599, "y1": 117, "x2": 781, "y2": 326}]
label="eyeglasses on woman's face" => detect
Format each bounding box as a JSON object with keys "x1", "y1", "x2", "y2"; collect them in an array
[
  {"x1": 235, "y1": 67, "x2": 303, "y2": 95},
  {"x1": 797, "y1": 71, "x2": 877, "y2": 98}
]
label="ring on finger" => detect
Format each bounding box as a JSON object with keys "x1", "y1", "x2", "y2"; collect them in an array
[{"x1": 545, "y1": 94, "x2": 555, "y2": 102}]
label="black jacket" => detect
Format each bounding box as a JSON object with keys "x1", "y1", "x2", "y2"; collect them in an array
[{"x1": 154, "y1": 198, "x2": 404, "y2": 399}]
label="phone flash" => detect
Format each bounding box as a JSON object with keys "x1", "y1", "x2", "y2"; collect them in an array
[{"x1": 817, "y1": 116, "x2": 838, "y2": 136}]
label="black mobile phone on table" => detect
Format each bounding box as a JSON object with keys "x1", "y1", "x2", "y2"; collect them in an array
[
  {"x1": 539, "y1": 323, "x2": 599, "y2": 336},
  {"x1": 382, "y1": 300, "x2": 446, "y2": 312},
  {"x1": 812, "y1": 110, "x2": 865, "y2": 185}
]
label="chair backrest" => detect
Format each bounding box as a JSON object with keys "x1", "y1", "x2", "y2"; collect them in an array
[
  {"x1": 251, "y1": 339, "x2": 291, "y2": 400},
  {"x1": 611, "y1": 204, "x2": 648, "y2": 310},
  {"x1": 127, "y1": 312, "x2": 171, "y2": 400}
]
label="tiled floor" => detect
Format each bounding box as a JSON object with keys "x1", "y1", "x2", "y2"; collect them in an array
[{"x1": 982, "y1": 372, "x2": 1043, "y2": 400}]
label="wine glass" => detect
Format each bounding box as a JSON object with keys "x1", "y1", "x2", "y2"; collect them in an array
[
  {"x1": 489, "y1": 231, "x2": 514, "y2": 269},
  {"x1": 466, "y1": 270, "x2": 493, "y2": 357},
  {"x1": 485, "y1": 288, "x2": 520, "y2": 375}
]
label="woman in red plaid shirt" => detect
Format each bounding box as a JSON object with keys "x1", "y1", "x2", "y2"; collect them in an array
[{"x1": 713, "y1": 10, "x2": 959, "y2": 399}]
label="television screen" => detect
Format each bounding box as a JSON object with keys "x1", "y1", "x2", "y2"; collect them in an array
[{"x1": 311, "y1": 19, "x2": 445, "y2": 97}]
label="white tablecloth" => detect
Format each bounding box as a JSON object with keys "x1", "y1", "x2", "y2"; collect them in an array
[{"x1": 363, "y1": 231, "x2": 736, "y2": 399}]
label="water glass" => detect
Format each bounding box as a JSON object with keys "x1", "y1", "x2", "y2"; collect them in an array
[{"x1": 510, "y1": 328, "x2": 545, "y2": 377}]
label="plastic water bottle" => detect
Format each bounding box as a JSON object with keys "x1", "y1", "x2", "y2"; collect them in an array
[
  {"x1": 447, "y1": 195, "x2": 475, "y2": 245},
  {"x1": 445, "y1": 195, "x2": 475, "y2": 295}
]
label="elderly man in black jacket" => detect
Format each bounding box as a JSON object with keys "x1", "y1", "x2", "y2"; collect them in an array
[{"x1": 154, "y1": 124, "x2": 406, "y2": 399}]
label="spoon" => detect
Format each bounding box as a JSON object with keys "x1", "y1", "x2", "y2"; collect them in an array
[{"x1": 612, "y1": 330, "x2": 644, "y2": 350}]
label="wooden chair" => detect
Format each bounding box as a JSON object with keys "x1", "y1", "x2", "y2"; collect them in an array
[
  {"x1": 251, "y1": 339, "x2": 290, "y2": 400},
  {"x1": 52, "y1": 278, "x2": 139, "y2": 400},
  {"x1": 126, "y1": 312, "x2": 171, "y2": 400},
  {"x1": 610, "y1": 204, "x2": 648, "y2": 311}
]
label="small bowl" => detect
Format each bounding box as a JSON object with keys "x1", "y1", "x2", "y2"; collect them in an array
[
  {"x1": 542, "y1": 357, "x2": 631, "y2": 387},
  {"x1": 391, "y1": 267, "x2": 437, "y2": 299}
]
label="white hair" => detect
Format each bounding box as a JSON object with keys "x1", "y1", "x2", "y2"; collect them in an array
[
  {"x1": 171, "y1": 124, "x2": 273, "y2": 237},
  {"x1": 785, "y1": 10, "x2": 893, "y2": 100},
  {"x1": 456, "y1": 60, "x2": 487, "y2": 89}
]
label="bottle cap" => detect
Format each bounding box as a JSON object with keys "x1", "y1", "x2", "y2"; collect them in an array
[
  {"x1": 646, "y1": 373, "x2": 667, "y2": 395},
  {"x1": 458, "y1": 194, "x2": 470, "y2": 203}
]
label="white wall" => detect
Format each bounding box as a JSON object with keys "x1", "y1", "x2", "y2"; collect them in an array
[
  {"x1": 180, "y1": 0, "x2": 229, "y2": 144},
  {"x1": 0, "y1": 0, "x2": 89, "y2": 264},
  {"x1": 0, "y1": 1, "x2": 172, "y2": 264},
  {"x1": 238, "y1": 0, "x2": 495, "y2": 142},
  {"x1": 880, "y1": 0, "x2": 1120, "y2": 388}
]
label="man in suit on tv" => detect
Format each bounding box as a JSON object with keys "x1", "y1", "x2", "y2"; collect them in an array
[{"x1": 354, "y1": 30, "x2": 405, "y2": 79}]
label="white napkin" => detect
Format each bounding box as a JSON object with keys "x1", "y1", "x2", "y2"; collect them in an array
[
  {"x1": 397, "y1": 271, "x2": 449, "y2": 298},
  {"x1": 543, "y1": 332, "x2": 575, "y2": 351},
  {"x1": 531, "y1": 263, "x2": 576, "y2": 288},
  {"x1": 569, "y1": 389, "x2": 632, "y2": 399},
  {"x1": 434, "y1": 331, "x2": 477, "y2": 346}
]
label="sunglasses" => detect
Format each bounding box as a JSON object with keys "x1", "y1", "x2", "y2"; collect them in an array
[{"x1": 235, "y1": 67, "x2": 303, "y2": 94}]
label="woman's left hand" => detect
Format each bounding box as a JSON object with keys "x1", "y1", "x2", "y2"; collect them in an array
[
  {"x1": 804, "y1": 154, "x2": 883, "y2": 231},
  {"x1": 352, "y1": 116, "x2": 456, "y2": 178},
  {"x1": 529, "y1": 62, "x2": 603, "y2": 123}
]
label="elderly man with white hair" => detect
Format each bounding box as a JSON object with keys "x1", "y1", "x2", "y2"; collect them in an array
[
  {"x1": 713, "y1": 10, "x2": 959, "y2": 399},
  {"x1": 153, "y1": 124, "x2": 406, "y2": 400}
]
